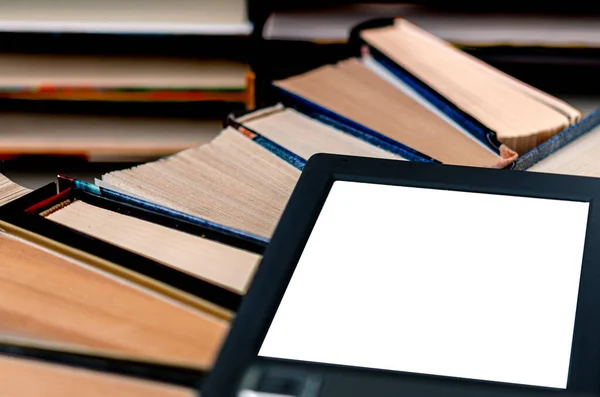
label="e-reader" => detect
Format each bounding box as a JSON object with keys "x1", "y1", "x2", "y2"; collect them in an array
[{"x1": 203, "y1": 154, "x2": 600, "y2": 397}]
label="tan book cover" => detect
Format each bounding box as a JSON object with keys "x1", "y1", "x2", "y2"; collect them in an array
[{"x1": 0, "y1": 355, "x2": 195, "y2": 397}]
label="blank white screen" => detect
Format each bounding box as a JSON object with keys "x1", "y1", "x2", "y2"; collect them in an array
[{"x1": 258, "y1": 181, "x2": 590, "y2": 389}]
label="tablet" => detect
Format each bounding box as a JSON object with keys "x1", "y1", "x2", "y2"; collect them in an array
[{"x1": 204, "y1": 154, "x2": 600, "y2": 397}]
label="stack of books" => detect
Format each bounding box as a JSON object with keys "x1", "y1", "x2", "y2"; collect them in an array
[
  {"x1": 0, "y1": 0, "x2": 255, "y2": 162},
  {"x1": 0, "y1": 18, "x2": 598, "y2": 393}
]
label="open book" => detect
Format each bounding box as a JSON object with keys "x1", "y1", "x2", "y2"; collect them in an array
[
  {"x1": 0, "y1": 173, "x2": 29, "y2": 205},
  {"x1": 274, "y1": 19, "x2": 582, "y2": 158}
]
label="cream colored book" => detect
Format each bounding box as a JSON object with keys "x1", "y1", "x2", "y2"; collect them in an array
[
  {"x1": 529, "y1": 124, "x2": 600, "y2": 177},
  {"x1": 236, "y1": 105, "x2": 405, "y2": 161},
  {"x1": 359, "y1": 19, "x2": 582, "y2": 154},
  {"x1": 0, "y1": 355, "x2": 195, "y2": 397},
  {"x1": 0, "y1": 54, "x2": 249, "y2": 90},
  {"x1": 0, "y1": 173, "x2": 30, "y2": 206},
  {"x1": 46, "y1": 200, "x2": 261, "y2": 294},
  {"x1": 103, "y1": 127, "x2": 301, "y2": 239},
  {"x1": 0, "y1": 112, "x2": 223, "y2": 161},
  {"x1": 0, "y1": 0, "x2": 251, "y2": 34}
]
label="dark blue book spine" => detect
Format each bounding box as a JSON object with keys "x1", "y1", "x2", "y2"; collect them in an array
[
  {"x1": 366, "y1": 45, "x2": 503, "y2": 153},
  {"x1": 251, "y1": 135, "x2": 307, "y2": 170},
  {"x1": 513, "y1": 109, "x2": 600, "y2": 171},
  {"x1": 73, "y1": 179, "x2": 270, "y2": 247},
  {"x1": 226, "y1": 117, "x2": 307, "y2": 170},
  {"x1": 274, "y1": 85, "x2": 440, "y2": 164}
]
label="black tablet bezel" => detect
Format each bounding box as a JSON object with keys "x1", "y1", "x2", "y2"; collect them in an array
[{"x1": 204, "y1": 154, "x2": 600, "y2": 397}]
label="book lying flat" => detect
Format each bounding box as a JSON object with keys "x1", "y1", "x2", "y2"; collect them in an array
[
  {"x1": 45, "y1": 200, "x2": 260, "y2": 295},
  {"x1": 0, "y1": 355, "x2": 195, "y2": 397},
  {"x1": 0, "y1": 0, "x2": 251, "y2": 35},
  {"x1": 0, "y1": 173, "x2": 30, "y2": 206},
  {"x1": 1, "y1": 90, "x2": 253, "y2": 103},
  {"x1": 0, "y1": 112, "x2": 223, "y2": 161},
  {"x1": 0, "y1": 54, "x2": 254, "y2": 108},
  {"x1": 358, "y1": 19, "x2": 582, "y2": 154},
  {"x1": 263, "y1": 3, "x2": 600, "y2": 48},
  {"x1": 233, "y1": 104, "x2": 404, "y2": 162},
  {"x1": 103, "y1": 127, "x2": 301, "y2": 239},
  {"x1": 0, "y1": 228, "x2": 228, "y2": 368},
  {"x1": 275, "y1": 58, "x2": 514, "y2": 168},
  {"x1": 0, "y1": 54, "x2": 249, "y2": 93}
]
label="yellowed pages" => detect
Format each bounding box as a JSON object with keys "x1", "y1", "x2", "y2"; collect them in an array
[
  {"x1": 104, "y1": 127, "x2": 301, "y2": 238},
  {"x1": 0, "y1": 232, "x2": 228, "y2": 368},
  {"x1": 0, "y1": 112, "x2": 222, "y2": 160},
  {"x1": 0, "y1": 0, "x2": 249, "y2": 32},
  {"x1": 394, "y1": 19, "x2": 583, "y2": 124},
  {"x1": 239, "y1": 107, "x2": 404, "y2": 161},
  {"x1": 0, "y1": 54, "x2": 249, "y2": 89},
  {"x1": 0, "y1": 173, "x2": 30, "y2": 206},
  {"x1": 529, "y1": 125, "x2": 600, "y2": 177},
  {"x1": 47, "y1": 201, "x2": 260, "y2": 294},
  {"x1": 360, "y1": 20, "x2": 581, "y2": 153},
  {"x1": 0, "y1": 355, "x2": 195, "y2": 397},
  {"x1": 275, "y1": 59, "x2": 508, "y2": 167}
]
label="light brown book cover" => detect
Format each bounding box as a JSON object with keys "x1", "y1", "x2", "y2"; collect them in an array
[{"x1": 0, "y1": 355, "x2": 195, "y2": 397}]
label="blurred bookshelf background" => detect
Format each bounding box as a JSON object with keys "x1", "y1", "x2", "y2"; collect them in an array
[{"x1": 2, "y1": 0, "x2": 599, "y2": 188}]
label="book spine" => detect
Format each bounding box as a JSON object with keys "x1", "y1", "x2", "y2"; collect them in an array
[
  {"x1": 226, "y1": 113, "x2": 307, "y2": 170},
  {"x1": 513, "y1": 109, "x2": 600, "y2": 171},
  {"x1": 365, "y1": 44, "x2": 504, "y2": 153},
  {"x1": 348, "y1": 18, "x2": 396, "y2": 55},
  {"x1": 25, "y1": 188, "x2": 72, "y2": 215},
  {"x1": 253, "y1": 135, "x2": 306, "y2": 170},
  {"x1": 273, "y1": 85, "x2": 440, "y2": 163},
  {"x1": 71, "y1": 178, "x2": 270, "y2": 251}
]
